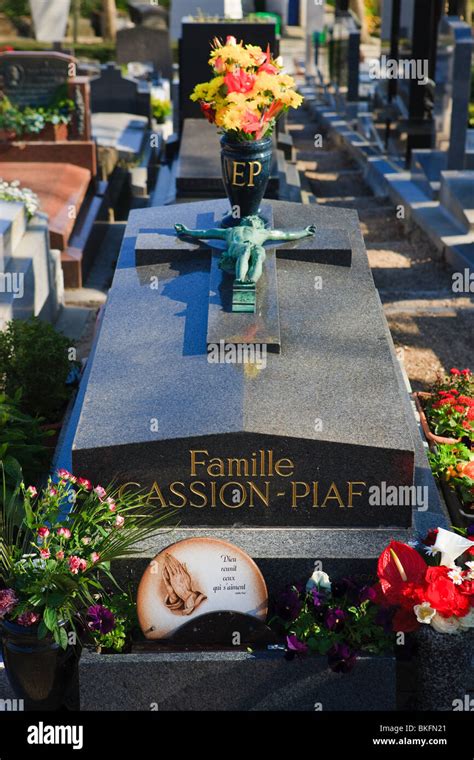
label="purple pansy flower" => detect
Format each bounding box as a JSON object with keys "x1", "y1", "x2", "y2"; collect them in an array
[
  {"x1": 359, "y1": 585, "x2": 377, "y2": 603},
  {"x1": 328, "y1": 643, "x2": 357, "y2": 673},
  {"x1": 86, "y1": 604, "x2": 115, "y2": 635},
  {"x1": 325, "y1": 607, "x2": 346, "y2": 631},
  {"x1": 286, "y1": 634, "x2": 308, "y2": 654},
  {"x1": 275, "y1": 586, "x2": 302, "y2": 622}
]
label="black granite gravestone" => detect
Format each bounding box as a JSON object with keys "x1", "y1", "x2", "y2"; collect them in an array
[
  {"x1": 72, "y1": 198, "x2": 417, "y2": 530},
  {"x1": 0, "y1": 50, "x2": 72, "y2": 107}
]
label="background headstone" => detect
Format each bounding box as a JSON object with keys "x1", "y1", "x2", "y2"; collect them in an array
[
  {"x1": 170, "y1": 0, "x2": 243, "y2": 41},
  {"x1": 116, "y1": 26, "x2": 173, "y2": 79}
]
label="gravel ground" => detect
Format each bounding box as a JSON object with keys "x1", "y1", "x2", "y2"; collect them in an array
[{"x1": 288, "y1": 112, "x2": 474, "y2": 390}]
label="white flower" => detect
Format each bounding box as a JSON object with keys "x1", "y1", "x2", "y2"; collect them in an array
[
  {"x1": 306, "y1": 568, "x2": 331, "y2": 592},
  {"x1": 430, "y1": 614, "x2": 461, "y2": 634},
  {"x1": 432, "y1": 528, "x2": 472, "y2": 568},
  {"x1": 414, "y1": 601, "x2": 436, "y2": 624},
  {"x1": 447, "y1": 568, "x2": 464, "y2": 585},
  {"x1": 424, "y1": 545, "x2": 439, "y2": 557}
]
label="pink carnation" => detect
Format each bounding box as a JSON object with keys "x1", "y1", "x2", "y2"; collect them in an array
[
  {"x1": 17, "y1": 611, "x2": 40, "y2": 627},
  {"x1": 0, "y1": 588, "x2": 18, "y2": 617},
  {"x1": 77, "y1": 477, "x2": 92, "y2": 490},
  {"x1": 37, "y1": 526, "x2": 50, "y2": 539},
  {"x1": 91, "y1": 552, "x2": 100, "y2": 564},
  {"x1": 107, "y1": 497, "x2": 116, "y2": 512},
  {"x1": 39, "y1": 548, "x2": 50, "y2": 560},
  {"x1": 114, "y1": 514, "x2": 125, "y2": 529},
  {"x1": 26, "y1": 486, "x2": 37, "y2": 497},
  {"x1": 94, "y1": 486, "x2": 107, "y2": 500},
  {"x1": 57, "y1": 527, "x2": 71, "y2": 539},
  {"x1": 56, "y1": 550, "x2": 65, "y2": 561},
  {"x1": 68, "y1": 555, "x2": 87, "y2": 574}
]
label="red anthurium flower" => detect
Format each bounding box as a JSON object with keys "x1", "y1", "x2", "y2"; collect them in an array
[
  {"x1": 224, "y1": 68, "x2": 256, "y2": 94},
  {"x1": 377, "y1": 540, "x2": 427, "y2": 605}
]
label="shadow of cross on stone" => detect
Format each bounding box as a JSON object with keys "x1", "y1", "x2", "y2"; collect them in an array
[{"x1": 134, "y1": 203, "x2": 352, "y2": 354}]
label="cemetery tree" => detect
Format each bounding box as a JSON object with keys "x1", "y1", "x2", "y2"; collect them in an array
[{"x1": 103, "y1": 0, "x2": 117, "y2": 42}]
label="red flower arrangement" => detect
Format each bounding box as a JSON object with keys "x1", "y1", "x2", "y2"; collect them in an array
[{"x1": 375, "y1": 527, "x2": 474, "y2": 633}]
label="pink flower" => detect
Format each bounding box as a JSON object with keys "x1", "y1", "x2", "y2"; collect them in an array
[
  {"x1": 91, "y1": 552, "x2": 100, "y2": 564},
  {"x1": 450, "y1": 368, "x2": 461, "y2": 376},
  {"x1": 17, "y1": 611, "x2": 40, "y2": 627},
  {"x1": 224, "y1": 68, "x2": 256, "y2": 94},
  {"x1": 107, "y1": 497, "x2": 117, "y2": 512},
  {"x1": 226, "y1": 35, "x2": 237, "y2": 45},
  {"x1": 57, "y1": 527, "x2": 71, "y2": 539},
  {"x1": 56, "y1": 550, "x2": 64, "y2": 560},
  {"x1": 94, "y1": 486, "x2": 107, "y2": 500},
  {"x1": 39, "y1": 548, "x2": 50, "y2": 560},
  {"x1": 82, "y1": 536, "x2": 91, "y2": 545},
  {"x1": 0, "y1": 589, "x2": 18, "y2": 617},
  {"x1": 48, "y1": 487, "x2": 58, "y2": 497},
  {"x1": 214, "y1": 56, "x2": 226, "y2": 73},
  {"x1": 461, "y1": 369, "x2": 471, "y2": 376},
  {"x1": 37, "y1": 526, "x2": 50, "y2": 539},
  {"x1": 57, "y1": 469, "x2": 72, "y2": 480},
  {"x1": 26, "y1": 486, "x2": 37, "y2": 497},
  {"x1": 77, "y1": 477, "x2": 92, "y2": 490},
  {"x1": 67, "y1": 554, "x2": 83, "y2": 575},
  {"x1": 241, "y1": 109, "x2": 265, "y2": 139},
  {"x1": 114, "y1": 514, "x2": 125, "y2": 529}
]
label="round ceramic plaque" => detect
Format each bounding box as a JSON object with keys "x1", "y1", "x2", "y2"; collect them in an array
[{"x1": 137, "y1": 537, "x2": 268, "y2": 639}]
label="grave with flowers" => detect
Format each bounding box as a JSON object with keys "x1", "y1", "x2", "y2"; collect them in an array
[{"x1": 1, "y1": 36, "x2": 470, "y2": 714}]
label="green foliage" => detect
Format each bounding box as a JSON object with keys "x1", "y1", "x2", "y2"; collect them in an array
[
  {"x1": 88, "y1": 591, "x2": 137, "y2": 652},
  {"x1": 0, "y1": 91, "x2": 75, "y2": 137},
  {"x1": 0, "y1": 317, "x2": 77, "y2": 422},
  {"x1": 0, "y1": 391, "x2": 51, "y2": 488},
  {"x1": 151, "y1": 97, "x2": 171, "y2": 123},
  {"x1": 2, "y1": 0, "x2": 29, "y2": 19}
]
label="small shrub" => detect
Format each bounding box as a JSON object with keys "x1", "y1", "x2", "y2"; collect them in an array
[{"x1": 0, "y1": 318, "x2": 78, "y2": 422}]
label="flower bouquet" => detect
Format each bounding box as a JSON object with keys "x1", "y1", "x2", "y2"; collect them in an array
[
  {"x1": 190, "y1": 36, "x2": 303, "y2": 221},
  {"x1": 0, "y1": 471, "x2": 173, "y2": 708},
  {"x1": 190, "y1": 36, "x2": 302, "y2": 141},
  {"x1": 374, "y1": 526, "x2": 474, "y2": 633},
  {"x1": 271, "y1": 569, "x2": 394, "y2": 672}
]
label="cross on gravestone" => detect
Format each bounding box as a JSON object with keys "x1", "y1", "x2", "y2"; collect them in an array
[{"x1": 134, "y1": 206, "x2": 352, "y2": 352}]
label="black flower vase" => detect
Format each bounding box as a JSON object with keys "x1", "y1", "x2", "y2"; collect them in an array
[
  {"x1": 0, "y1": 620, "x2": 81, "y2": 711},
  {"x1": 220, "y1": 134, "x2": 273, "y2": 226}
]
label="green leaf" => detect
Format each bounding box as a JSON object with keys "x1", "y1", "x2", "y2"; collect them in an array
[
  {"x1": 38, "y1": 620, "x2": 48, "y2": 639},
  {"x1": 43, "y1": 606, "x2": 58, "y2": 632}
]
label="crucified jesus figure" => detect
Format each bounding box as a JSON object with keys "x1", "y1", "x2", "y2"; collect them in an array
[{"x1": 175, "y1": 215, "x2": 316, "y2": 285}]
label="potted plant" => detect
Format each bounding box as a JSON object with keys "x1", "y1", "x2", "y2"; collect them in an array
[
  {"x1": 190, "y1": 36, "x2": 302, "y2": 225},
  {"x1": 0, "y1": 471, "x2": 174, "y2": 710},
  {"x1": 270, "y1": 569, "x2": 394, "y2": 672},
  {"x1": 374, "y1": 527, "x2": 474, "y2": 709},
  {"x1": 412, "y1": 367, "x2": 474, "y2": 446},
  {"x1": 0, "y1": 94, "x2": 75, "y2": 142},
  {"x1": 428, "y1": 443, "x2": 474, "y2": 524}
]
